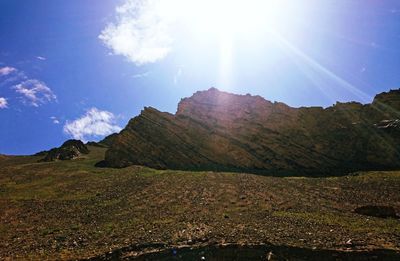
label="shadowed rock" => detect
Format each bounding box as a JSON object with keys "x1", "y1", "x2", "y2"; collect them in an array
[
  {"x1": 99, "y1": 133, "x2": 119, "y2": 147},
  {"x1": 81, "y1": 243, "x2": 400, "y2": 261},
  {"x1": 102, "y1": 88, "x2": 400, "y2": 175},
  {"x1": 355, "y1": 205, "x2": 398, "y2": 219},
  {"x1": 33, "y1": 150, "x2": 49, "y2": 156},
  {"x1": 87, "y1": 134, "x2": 119, "y2": 148},
  {"x1": 40, "y1": 139, "x2": 89, "y2": 162}
]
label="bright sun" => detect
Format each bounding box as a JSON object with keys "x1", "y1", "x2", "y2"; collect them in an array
[
  {"x1": 166, "y1": 0, "x2": 297, "y2": 87},
  {"x1": 182, "y1": 0, "x2": 292, "y2": 37},
  {"x1": 156, "y1": 0, "x2": 296, "y2": 39},
  {"x1": 115, "y1": 0, "x2": 303, "y2": 87}
]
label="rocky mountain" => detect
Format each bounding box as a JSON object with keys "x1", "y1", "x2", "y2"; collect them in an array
[
  {"x1": 40, "y1": 139, "x2": 89, "y2": 162},
  {"x1": 102, "y1": 88, "x2": 400, "y2": 175},
  {"x1": 98, "y1": 133, "x2": 119, "y2": 147},
  {"x1": 87, "y1": 133, "x2": 119, "y2": 148}
]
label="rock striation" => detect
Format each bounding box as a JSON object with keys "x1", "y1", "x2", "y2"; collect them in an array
[
  {"x1": 40, "y1": 139, "x2": 89, "y2": 162},
  {"x1": 102, "y1": 88, "x2": 400, "y2": 175}
]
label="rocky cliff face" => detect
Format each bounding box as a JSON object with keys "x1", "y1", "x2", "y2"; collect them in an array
[{"x1": 103, "y1": 88, "x2": 400, "y2": 175}]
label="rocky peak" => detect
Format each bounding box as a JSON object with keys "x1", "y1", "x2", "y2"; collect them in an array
[
  {"x1": 177, "y1": 88, "x2": 272, "y2": 114},
  {"x1": 373, "y1": 89, "x2": 400, "y2": 104},
  {"x1": 39, "y1": 139, "x2": 89, "y2": 162},
  {"x1": 176, "y1": 87, "x2": 294, "y2": 126},
  {"x1": 372, "y1": 89, "x2": 400, "y2": 116}
]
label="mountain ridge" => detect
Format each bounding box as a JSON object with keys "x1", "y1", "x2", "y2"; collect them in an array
[{"x1": 101, "y1": 87, "x2": 400, "y2": 175}]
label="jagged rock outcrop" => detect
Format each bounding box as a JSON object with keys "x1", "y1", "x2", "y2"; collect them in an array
[
  {"x1": 102, "y1": 88, "x2": 400, "y2": 175},
  {"x1": 40, "y1": 139, "x2": 89, "y2": 162}
]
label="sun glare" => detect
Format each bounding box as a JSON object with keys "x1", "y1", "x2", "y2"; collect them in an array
[
  {"x1": 177, "y1": 0, "x2": 294, "y2": 38},
  {"x1": 140, "y1": 0, "x2": 303, "y2": 88},
  {"x1": 157, "y1": 0, "x2": 295, "y2": 88},
  {"x1": 176, "y1": 0, "x2": 295, "y2": 88},
  {"x1": 154, "y1": 0, "x2": 297, "y2": 41}
]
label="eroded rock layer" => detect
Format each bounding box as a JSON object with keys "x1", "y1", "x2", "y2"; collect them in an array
[{"x1": 103, "y1": 88, "x2": 400, "y2": 175}]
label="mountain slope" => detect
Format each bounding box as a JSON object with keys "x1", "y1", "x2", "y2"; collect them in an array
[
  {"x1": 1, "y1": 147, "x2": 400, "y2": 259},
  {"x1": 103, "y1": 88, "x2": 400, "y2": 175}
]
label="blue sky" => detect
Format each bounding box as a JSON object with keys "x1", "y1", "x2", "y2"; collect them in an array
[{"x1": 0, "y1": 0, "x2": 400, "y2": 155}]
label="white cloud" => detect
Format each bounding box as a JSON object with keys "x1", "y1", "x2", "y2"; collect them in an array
[
  {"x1": 13, "y1": 79, "x2": 57, "y2": 107},
  {"x1": 63, "y1": 108, "x2": 122, "y2": 141},
  {"x1": 36, "y1": 56, "x2": 46, "y2": 61},
  {"x1": 99, "y1": 0, "x2": 175, "y2": 65},
  {"x1": 0, "y1": 97, "x2": 8, "y2": 109},
  {"x1": 50, "y1": 116, "x2": 60, "y2": 124},
  {"x1": 0, "y1": 66, "x2": 16, "y2": 76}
]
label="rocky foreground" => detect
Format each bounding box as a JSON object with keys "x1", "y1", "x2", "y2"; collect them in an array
[
  {"x1": 0, "y1": 146, "x2": 399, "y2": 260},
  {"x1": 103, "y1": 88, "x2": 400, "y2": 175}
]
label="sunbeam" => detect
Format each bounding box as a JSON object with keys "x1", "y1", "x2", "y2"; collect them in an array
[{"x1": 274, "y1": 33, "x2": 372, "y2": 103}]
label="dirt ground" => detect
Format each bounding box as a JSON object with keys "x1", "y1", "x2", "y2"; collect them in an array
[{"x1": 0, "y1": 146, "x2": 399, "y2": 260}]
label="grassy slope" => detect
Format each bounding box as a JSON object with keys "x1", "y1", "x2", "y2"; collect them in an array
[{"x1": 0, "y1": 146, "x2": 399, "y2": 260}]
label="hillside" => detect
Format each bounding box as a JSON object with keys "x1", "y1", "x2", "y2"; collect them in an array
[
  {"x1": 103, "y1": 88, "x2": 400, "y2": 175},
  {"x1": 0, "y1": 146, "x2": 400, "y2": 259}
]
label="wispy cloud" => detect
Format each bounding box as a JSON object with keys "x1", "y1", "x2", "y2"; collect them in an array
[
  {"x1": 0, "y1": 66, "x2": 17, "y2": 76},
  {"x1": 0, "y1": 97, "x2": 8, "y2": 109},
  {"x1": 63, "y1": 108, "x2": 122, "y2": 141},
  {"x1": 50, "y1": 116, "x2": 60, "y2": 124},
  {"x1": 132, "y1": 71, "x2": 150, "y2": 78},
  {"x1": 0, "y1": 66, "x2": 55, "y2": 108},
  {"x1": 99, "y1": 0, "x2": 174, "y2": 65},
  {"x1": 0, "y1": 69, "x2": 27, "y2": 87},
  {"x1": 36, "y1": 56, "x2": 46, "y2": 61},
  {"x1": 174, "y1": 67, "x2": 183, "y2": 85},
  {"x1": 13, "y1": 79, "x2": 57, "y2": 107}
]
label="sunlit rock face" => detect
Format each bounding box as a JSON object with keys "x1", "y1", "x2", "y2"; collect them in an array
[{"x1": 103, "y1": 88, "x2": 400, "y2": 175}]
